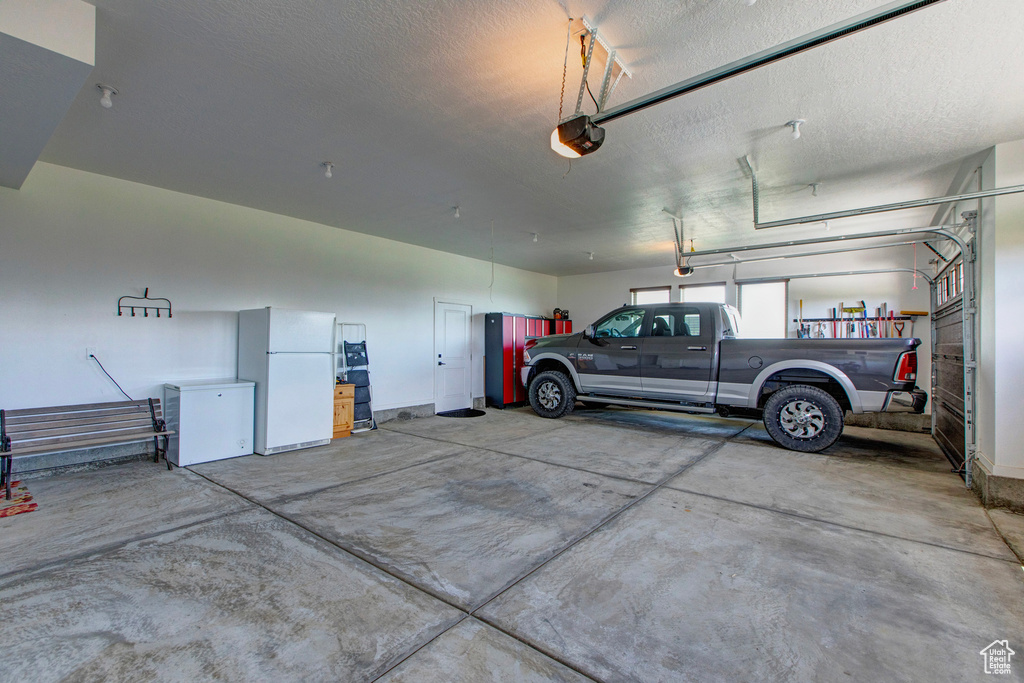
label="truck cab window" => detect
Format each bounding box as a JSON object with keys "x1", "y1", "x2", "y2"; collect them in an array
[
  {"x1": 594, "y1": 309, "x2": 646, "y2": 338},
  {"x1": 652, "y1": 307, "x2": 701, "y2": 337}
]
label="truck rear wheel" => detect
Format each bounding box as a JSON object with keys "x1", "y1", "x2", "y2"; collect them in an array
[
  {"x1": 763, "y1": 385, "x2": 843, "y2": 453},
  {"x1": 529, "y1": 371, "x2": 576, "y2": 419}
]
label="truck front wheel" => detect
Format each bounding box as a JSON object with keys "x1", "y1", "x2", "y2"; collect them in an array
[
  {"x1": 529, "y1": 371, "x2": 576, "y2": 419},
  {"x1": 763, "y1": 385, "x2": 843, "y2": 453}
]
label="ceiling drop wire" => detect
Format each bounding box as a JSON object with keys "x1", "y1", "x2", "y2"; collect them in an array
[
  {"x1": 559, "y1": 17, "x2": 573, "y2": 180},
  {"x1": 912, "y1": 242, "x2": 919, "y2": 290},
  {"x1": 558, "y1": 17, "x2": 572, "y2": 122},
  {"x1": 489, "y1": 219, "x2": 495, "y2": 303}
]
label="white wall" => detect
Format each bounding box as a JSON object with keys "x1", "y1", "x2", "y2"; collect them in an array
[
  {"x1": 979, "y1": 140, "x2": 1024, "y2": 479},
  {"x1": 977, "y1": 148, "x2": 997, "y2": 476},
  {"x1": 557, "y1": 247, "x2": 933, "y2": 401},
  {"x1": 0, "y1": 163, "x2": 556, "y2": 411}
]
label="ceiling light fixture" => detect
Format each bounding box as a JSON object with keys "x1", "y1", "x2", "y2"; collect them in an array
[
  {"x1": 322, "y1": 162, "x2": 333, "y2": 179},
  {"x1": 787, "y1": 119, "x2": 806, "y2": 140},
  {"x1": 810, "y1": 182, "x2": 820, "y2": 197},
  {"x1": 550, "y1": 128, "x2": 582, "y2": 159},
  {"x1": 454, "y1": 206, "x2": 460, "y2": 219},
  {"x1": 532, "y1": 232, "x2": 539, "y2": 243},
  {"x1": 588, "y1": 251, "x2": 594, "y2": 261},
  {"x1": 97, "y1": 84, "x2": 117, "y2": 109}
]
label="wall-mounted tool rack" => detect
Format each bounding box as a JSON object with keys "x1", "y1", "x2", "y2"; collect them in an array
[
  {"x1": 793, "y1": 316, "x2": 914, "y2": 339},
  {"x1": 117, "y1": 288, "x2": 172, "y2": 318}
]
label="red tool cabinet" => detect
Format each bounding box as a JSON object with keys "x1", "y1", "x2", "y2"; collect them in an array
[{"x1": 485, "y1": 313, "x2": 573, "y2": 408}]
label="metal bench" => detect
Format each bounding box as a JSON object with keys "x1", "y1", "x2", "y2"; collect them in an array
[{"x1": 0, "y1": 398, "x2": 172, "y2": 500}]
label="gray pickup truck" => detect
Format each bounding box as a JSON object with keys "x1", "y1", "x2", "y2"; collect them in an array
[{"x1": 521, "y1": 302, "x2": 926, "y2": 452}]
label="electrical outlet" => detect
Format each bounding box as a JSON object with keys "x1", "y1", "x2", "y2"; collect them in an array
[{"x1": 86, "y1": 347, "x2": 97, "y2": 359}]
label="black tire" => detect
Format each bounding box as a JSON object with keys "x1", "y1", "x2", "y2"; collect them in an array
[
  {"x1": 529, "y1": 370, "x2": 577, "y2": 419},
  {"x1": 763, "y1": 384, "x2": 844, "y2": 453},
  {"x1": 579, "y1": 401, "x2": 609, "y2": 409}
]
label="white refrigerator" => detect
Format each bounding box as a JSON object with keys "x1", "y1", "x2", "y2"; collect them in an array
[{"x1": 237, "y1": 307, "x2": 336, "y2": 455}]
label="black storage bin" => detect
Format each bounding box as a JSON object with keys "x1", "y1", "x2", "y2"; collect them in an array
[
  {"x1": 348, "y1": 369, "x2": 370, "y2": 387},
  {"x1": 354, "y1": 402, "x2": 372, "y2": 421},
  {"x1": 344, "y1": 341, "x2": 368, "y2": 367},
  {"x1": 354, "y1": 386, "x2": 371, "y2": 403}
]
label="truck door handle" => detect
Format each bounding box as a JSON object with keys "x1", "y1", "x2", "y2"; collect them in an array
[
  {"x1": 688, "y1": 346, "x2": 707, "y2": 351},
  {"x1": 438, "y1": 361, "x2": 446, "y2": 365},
  {"x1": 620, "y1": 345, "x2": 637, "y2": 350}
]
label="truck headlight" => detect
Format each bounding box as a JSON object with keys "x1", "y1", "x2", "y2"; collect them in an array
[{"x1": 523, "y1": 339, "x2": 538, "y2": 365}]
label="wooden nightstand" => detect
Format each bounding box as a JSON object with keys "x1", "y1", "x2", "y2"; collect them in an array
[{"x1": 334, "y1": 383, "x2": 354, "y2": 438}]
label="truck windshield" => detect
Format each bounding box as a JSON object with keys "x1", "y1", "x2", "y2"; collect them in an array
[{"x1": 593, "y1": 309, "x2": 645, "y2": 338}]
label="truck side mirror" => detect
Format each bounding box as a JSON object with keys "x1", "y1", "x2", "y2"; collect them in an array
[{"x1": 584, "y1": 325, "x2": 594, "y2": 338}]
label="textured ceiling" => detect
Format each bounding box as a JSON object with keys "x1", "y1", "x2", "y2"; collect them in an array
[{"x1": 38, "y1": 0, "x2": 1024, "y2": 276}]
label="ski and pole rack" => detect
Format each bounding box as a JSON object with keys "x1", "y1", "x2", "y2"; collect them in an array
[{"x1": 336, "y1": 322, "x2": 376, "y2": 432}]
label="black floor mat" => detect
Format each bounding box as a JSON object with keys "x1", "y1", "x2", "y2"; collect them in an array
[{"x1": 436, "y1": 408, "x2": 486, "y2": 418}]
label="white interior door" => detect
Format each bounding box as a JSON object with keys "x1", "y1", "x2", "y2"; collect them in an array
[{"x1": 435, "y1": 301, "x2": 472, "y2": 413}]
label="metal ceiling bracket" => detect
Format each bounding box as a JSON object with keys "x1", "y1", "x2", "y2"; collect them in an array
[
  {"x1": 603, "y1": 70, "x2": 627, "y2": 111},
  {"x1": 598, "y1": 49, "x2": 617, "y2": 110},
  {"x1": 592, "y1": 0, "x2": 947, "y2": 126},
  {"x1": 574, "y1": 17, "x2": 632, "y2": 116},
  {"x1": 670, "y1": 215, "x2": 687, "y2": 269},
  {"x1": 739, "y1": 156, "x2": 759, "y2": 226},
  {"x1": 574, "y1": 29, "x2": 597, "y2": 115}
]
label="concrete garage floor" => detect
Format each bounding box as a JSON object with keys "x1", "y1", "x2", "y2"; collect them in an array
[{"x1": 3, "y1": 407, "x2": 1023, "y2": 681}]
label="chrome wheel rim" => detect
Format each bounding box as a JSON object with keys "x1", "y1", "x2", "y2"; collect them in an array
[
  {"x1": 537, "y1": 381, "x2": 562, "y2": 410},
  {"x1": 778, "y1": 399, "x2": 825, "y2": 439}
]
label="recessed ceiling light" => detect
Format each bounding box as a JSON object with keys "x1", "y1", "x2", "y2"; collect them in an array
[{"x1": 96, "y1": 84, "x2": 118, "y2": 109}]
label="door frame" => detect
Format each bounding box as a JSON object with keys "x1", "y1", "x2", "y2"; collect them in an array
[{"x1": 433, "y1": 299, "x2": 473, "y2": 413}]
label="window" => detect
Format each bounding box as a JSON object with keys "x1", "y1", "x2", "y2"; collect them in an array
[
  {"x1": 652, "y1": 307, "x2": 701, "y2": 337},
  {"x1": 680, "y1": 283, "x2": 726, "y2": 304},
  {"x1": 631, "y1": 286, "x2": 671, "y2": 305},
  {"x1": 738, "y1": 281, "x2": 787, "y2": 338},
  {"x1": 593, "y1": 309, "x2": 646, "y2": 338},
  {"x1": 938, "y1": 259, "x2": 963, "y2": 306}
]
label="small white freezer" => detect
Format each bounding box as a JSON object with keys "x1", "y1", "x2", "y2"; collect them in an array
[{"x1": 163, "y1": 379, "x2": 255, "y2": 466}]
